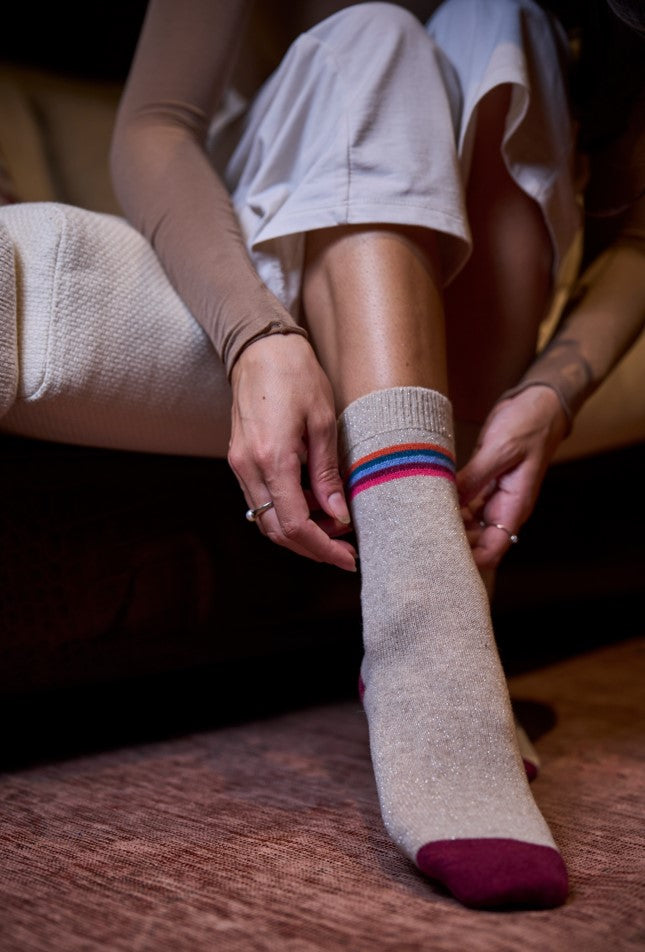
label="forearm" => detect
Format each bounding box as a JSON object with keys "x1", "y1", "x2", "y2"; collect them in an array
[
  {"x1": 111, "y1": 122, "x2": 304, "y2": 375},
  {"x1": 502, "y1": 232, "x2": 645, "y2": 430},
  {"x1": 109, "y1": 0, "x2": 306, "y2": 378}
]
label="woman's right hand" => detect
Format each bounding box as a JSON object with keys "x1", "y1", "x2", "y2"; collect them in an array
[{"x1": 228, "y1": 333, "x2": 358, "y2": 571}]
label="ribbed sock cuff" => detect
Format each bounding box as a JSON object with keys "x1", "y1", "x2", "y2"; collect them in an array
[{"x1": 338, "y1": 386, "x2": 454, "y2": 468}]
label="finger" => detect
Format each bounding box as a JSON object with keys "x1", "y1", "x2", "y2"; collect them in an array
[
  {"x1": 475, "y1": 486, "x2": 526, "y2": 568},
  {"x1": 232, "y1": 471, "x2": 264, "y2": 531},
  {"x1": 265, "y1": 455, "x2": 357, "y2": 571},
  {"x1": 267, "y1": 508, "x2": 358, "y2": 567},
  {"x1": 239, "y1": 449, "x2": 357, "y2": 568},
  {"x1": 229, "y1": 442, "x2": 290, "y2": 542},
  {"x1": 258, "y1": 509, "x2": 326, "y2": 561},
  {"x1": 305, "y1": 412, "x2": 352, "y2": 528},
  {"x1": 304, "y1": 489, "x2": 354, "y2": 538},
  {"x1": 242, "y1": 478, "x2": 277, "y2": 539},
  {"x1": 312, "y1": 511, "x2": 355, "y2": 538},
  {"x1": 457, "y1": 438, "x2": 519, "y2": 507},
  {"x1": 464, "y1": 524, "x2": 485, "y2": 546},
  {"x1": 482, "y1": 457, "x2": 540, "y2": 540},
  {"x1": 227, "y1": 446, "x2": 257, "y2": 520},
  {"x1": 471, "y1": 538, "x2": 506, "y2": 570},
  {"x1": 244, "y1": 481, "x2": 332, "y2": 562},
  {"x1": 461, "y1": 500, "x2": 486, "y2": 531},
  {"x1": 470, "y1": 525, "x2": 513, "y2": 569},
  {"x1": 457, "y1": 460, "x2": 500, "y2": 508}
]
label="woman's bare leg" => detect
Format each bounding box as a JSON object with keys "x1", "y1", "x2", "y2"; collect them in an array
[
  {"x1": 304, "y1": 85, "x2": 553, "y2": 439},
  {"x1": 303, "y1": 224, "x2": 447, "y2": 410},
  {"x1": 446, "y1": 85, "x2": 554, "y2": 459}
]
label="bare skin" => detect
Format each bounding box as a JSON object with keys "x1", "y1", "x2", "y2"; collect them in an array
[
  {"x1": 303, "y1": 224, "x2": 448, "y2": 410},
  {"x1": 298, "y1": 85, "x2": 567, "y2": 569},
  {"x1": 444, "y1": 86, "x2": 553, "y2": 425}
]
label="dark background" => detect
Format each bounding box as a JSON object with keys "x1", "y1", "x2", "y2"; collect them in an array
[{"x1": 0, "y1": 1, "x2": 148, "y2": 81}]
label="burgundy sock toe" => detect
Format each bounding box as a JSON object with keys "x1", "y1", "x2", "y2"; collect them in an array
[{"x1": 416, "y1": 838, "x2": 568, "y2": 909}]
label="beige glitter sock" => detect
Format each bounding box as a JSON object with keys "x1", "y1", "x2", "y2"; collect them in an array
[{"x1": 339, "y1": 386, "x2": 567, "y2": 909}]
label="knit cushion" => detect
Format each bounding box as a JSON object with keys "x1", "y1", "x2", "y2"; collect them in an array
[
  {"x1": 0, "y1": 202, "x2": 231, "y2": 456},
  {"x1": 0, "y1": 218, "x2": 18, "y2": 417},
  {"x1": 1, "y1": 202, "x2": 642, "y2": 462}
]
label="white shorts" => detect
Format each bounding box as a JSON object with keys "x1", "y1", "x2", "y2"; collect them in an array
[{"x1": 209, "y1": 0, "x2": 581, "y2": 320}]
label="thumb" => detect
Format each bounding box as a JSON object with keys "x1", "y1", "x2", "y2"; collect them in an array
[
  {"x1": 307, "y1": 418, "x2": 352, "y2": 527},
  {"x1": 457, "y1": 438, "x2": 508, "y2": 506}
]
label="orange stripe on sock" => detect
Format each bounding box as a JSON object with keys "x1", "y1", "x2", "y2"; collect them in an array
[{"x1": 349, "y1": 442, "x2": 455, "y2": 473}]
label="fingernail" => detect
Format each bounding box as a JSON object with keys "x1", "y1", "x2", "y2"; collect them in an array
[{"x1": 328, "y1": 491, "x2": 351, "y2": 525}]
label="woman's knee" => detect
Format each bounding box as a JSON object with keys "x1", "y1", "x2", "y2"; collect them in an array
[{"x1": 307, "y1": 2, "x2": 434, "y2": 63}]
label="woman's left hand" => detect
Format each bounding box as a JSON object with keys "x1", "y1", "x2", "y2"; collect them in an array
[{"x1": 457, "y1": 385, "x2": 569, "y2": 570}]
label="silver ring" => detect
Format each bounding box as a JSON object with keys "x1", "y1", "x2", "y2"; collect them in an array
[
  {"x1": 479, "y1": 520, "x2": 519, "y2": 544},
  {"x1": 245, "y1": 501, "x2": 274, "y2": 522}
]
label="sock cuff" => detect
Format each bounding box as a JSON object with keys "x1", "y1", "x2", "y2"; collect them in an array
[{"x1": 338, "y1": 387, "x2": 454, "y2": 466}]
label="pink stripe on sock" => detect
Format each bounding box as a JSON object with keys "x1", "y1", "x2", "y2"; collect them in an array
[{"x1": 348, "y1": 464, "x2": 454, "y2": 499}]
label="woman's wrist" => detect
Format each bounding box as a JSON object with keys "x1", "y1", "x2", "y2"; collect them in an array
[
  {"x1": 222, "y1": 275, "x2": 310, "y2": 379},
  {"x1": 499, "y1": 338, "x2": 596, "y2": 436},
  {"x1": 229, "y1": 322, "x2": 309, "y2": 378},
  {"x1": 499, "y1": 379, "x2": 574, "y2": 434},
  {"x1": 229, "y1": 325, "x2": 317, "y2": 395}
]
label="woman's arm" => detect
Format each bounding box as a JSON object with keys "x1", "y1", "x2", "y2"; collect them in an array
[
  {"x1": 110, "y1": 0, "x2": 356, "y2": 571},
  {"x1": 110, "y1": 0, "x2": 307, "y2": 376},
  {"x1": 458, "y1": 195, "x2": 645, "y2": 569}
]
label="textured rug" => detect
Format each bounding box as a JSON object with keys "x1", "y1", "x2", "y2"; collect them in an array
[{"x1": 1, "y1": 635, "x2": 644, "y2": 951}]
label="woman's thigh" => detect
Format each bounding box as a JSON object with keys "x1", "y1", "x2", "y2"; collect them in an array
[{"x1": 444, "y1": 83, "x2": 554, "y2": 426}]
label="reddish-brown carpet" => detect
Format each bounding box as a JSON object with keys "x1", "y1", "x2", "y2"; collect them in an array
[{"x1": 1, "y1": 636, "x2": 643, "y2": 951}]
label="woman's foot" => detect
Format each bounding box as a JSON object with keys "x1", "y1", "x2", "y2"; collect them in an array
[{"x1": 340, "y1": 386, "x2": 567, "y2": 909}]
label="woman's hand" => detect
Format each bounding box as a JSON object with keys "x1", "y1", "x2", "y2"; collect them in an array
[
  {"x1": 228, "y1": 333, "x2": 357, "y2": 571},
  {"x1": 457, "y1": 385, "x2": 569, "y2": 570}
]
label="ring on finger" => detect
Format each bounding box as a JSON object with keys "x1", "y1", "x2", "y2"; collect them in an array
[
  {"x1": 246, "y1": 500, "x2": 274, "y2": 522},
  {"x1": 479, "y1": 519, "x2": 519, "y2": 544}
]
